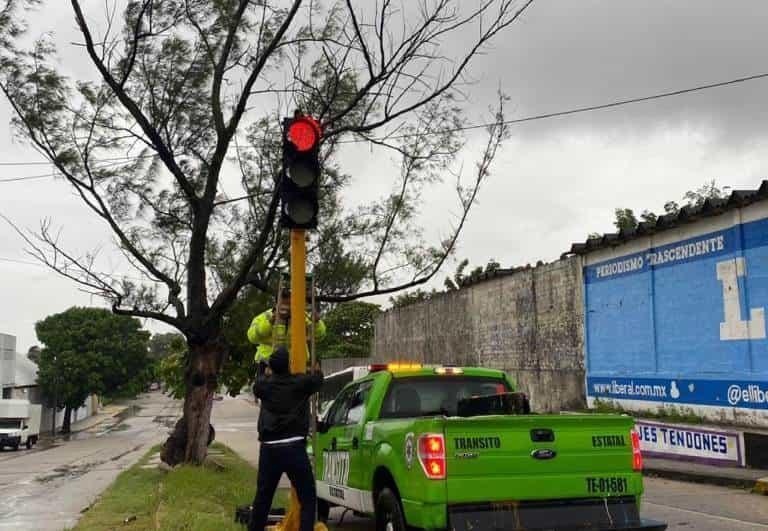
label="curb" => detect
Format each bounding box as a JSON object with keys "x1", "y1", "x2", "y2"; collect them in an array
[
  {"x1": 68, "y1": 405, "x2": 132, "y2": 435},
  {"x1": 644, "y1": 467, "x2": 762, "y2": 491}
]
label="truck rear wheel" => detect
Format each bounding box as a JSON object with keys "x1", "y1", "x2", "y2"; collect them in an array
[
  {"x1": 26, "y1": 439, "x2": 32, "y2": 449},
  {"x1": 375, "y1": 488, "x2": 407, "y2": 531}
]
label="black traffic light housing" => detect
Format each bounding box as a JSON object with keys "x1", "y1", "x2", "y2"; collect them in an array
[{"x1": 280, "y1": 115, "x2": 322, "y2": 229}]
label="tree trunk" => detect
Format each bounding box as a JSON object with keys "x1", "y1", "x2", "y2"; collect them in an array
[
  {"x1": 62, "y1": 406, "x2": 72, "y2": 434},
  {"x1": 161, "y1": 335, "x2": 227, "y2": 466}
]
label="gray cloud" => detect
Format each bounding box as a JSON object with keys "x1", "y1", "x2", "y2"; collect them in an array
[{"x1": 3, "y1": 1, "x2": 768, "y2": 348}]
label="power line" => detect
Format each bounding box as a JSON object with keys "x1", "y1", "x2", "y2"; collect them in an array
[
  {"x1": 0, "y1": 173, "x2": 52, "y2": 183},
  {"x1": 0, "y1": 255, "x2": 159, "y2": 283},
  {"x1": 336, "y1": 71, "x2": 768, "y2": 142},
  {"x1": 0, "y1": 158, "x2": 151, "y2": 183},
  {"x1": 0, "y1": 154, "x2": 156, "y2": 167},
  {"x1": 0, "y1": 160, "x2": 60, "y2": 167},
  {"x1": 2, "y1": 70, "x2": 768, "y2": 173}
]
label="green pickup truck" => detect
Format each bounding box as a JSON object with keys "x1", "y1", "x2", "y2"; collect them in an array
[{"x1": 312, "y1": 364, "x2": 666, "y2": 531}]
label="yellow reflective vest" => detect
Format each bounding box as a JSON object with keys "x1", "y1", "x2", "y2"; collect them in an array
[{"x1": 247, "y1": 309, "x2": 326, "y2": 362}]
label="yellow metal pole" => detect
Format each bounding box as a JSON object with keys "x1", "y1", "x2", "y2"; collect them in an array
[
  {"x1": 270, "y1": 229, "x2": 327, "y2": 531},
  {"x1": 290, "y1": 229, "x2": 308, "y2": 373}
]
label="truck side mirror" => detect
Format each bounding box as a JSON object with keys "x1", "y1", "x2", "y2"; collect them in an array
[
  {"x1": 23, "y1": 425, "x2": 28, "y2": 430},
  {"x1": 316, "y1": 419, "x2": 330, "y2": 434}
]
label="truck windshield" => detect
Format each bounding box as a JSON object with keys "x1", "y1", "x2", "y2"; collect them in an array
[
  {"x1": 0, "y1": 420, "x2": 21, "y2": 429},
  {"x1": 379, "y1": 377, "x2": 510, "y2": 419}
]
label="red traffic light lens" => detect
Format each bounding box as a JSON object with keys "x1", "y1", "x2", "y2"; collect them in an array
[{"x1": 287, "y1": 119, "x2": 319, "y2": 152}]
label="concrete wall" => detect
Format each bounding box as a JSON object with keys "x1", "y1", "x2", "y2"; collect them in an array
[
  {"x1": 584, "y1": 201, "x2": 768, "y2": 426},
  {"x1": 373, "y1": 258, "x2": 586, "y2": 412}
]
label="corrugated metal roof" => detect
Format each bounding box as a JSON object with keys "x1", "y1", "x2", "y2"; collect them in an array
[
  {"x1": 457, "y1": 267, "x2": 526, "y2": 288},
  {"x1": 563, "y1": 180, "x2": 768, "y2": 258}
]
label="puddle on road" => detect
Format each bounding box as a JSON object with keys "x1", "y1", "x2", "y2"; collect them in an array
[
  {"x1": 32, "y1": 442, "x2": 144, "y2": 484},
  {"x1": 118, "y1": 404, "x2": 142, "y2": 420}
]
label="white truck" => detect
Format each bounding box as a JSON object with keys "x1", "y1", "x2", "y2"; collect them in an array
[{"x1": 0, "y1": 399, "x2": 42, "y2": 450}]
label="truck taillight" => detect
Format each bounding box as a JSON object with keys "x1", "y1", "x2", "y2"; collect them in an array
[
  {"x1": 418, "y1": 434, "x2": 446, "y2": 480},
  {"x1": 631, "y1": 431, "x2": 643, "y2": 471}
]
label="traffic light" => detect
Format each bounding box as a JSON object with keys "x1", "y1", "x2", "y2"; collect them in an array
[{"x1": 280, "y1": 115, "x2": 322, "y2": 229}]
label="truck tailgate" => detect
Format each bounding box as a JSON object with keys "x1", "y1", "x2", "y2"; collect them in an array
[{"x1": 444, "y1": 414, "x2": 641, "y2": 503}]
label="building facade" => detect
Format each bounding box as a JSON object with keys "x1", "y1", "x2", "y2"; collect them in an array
[
  {"x1": 1, "y1": 333, "x2": 17, "y2": 398},
  {"x1": 570, "y1": 184, "x2": 768, "y2": 426},
  {"x1": 0, "y1": 333, "x2": 96, "y2": 433}
]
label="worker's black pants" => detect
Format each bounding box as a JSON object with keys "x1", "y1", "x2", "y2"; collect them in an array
[{"x1": 249, "y1": 439, "x2": 316, "y2": 531}]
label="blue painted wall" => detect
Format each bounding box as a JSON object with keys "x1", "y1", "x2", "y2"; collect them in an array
[{"x1": 585, "y1": 214, "x2": 768, "y2": 411}]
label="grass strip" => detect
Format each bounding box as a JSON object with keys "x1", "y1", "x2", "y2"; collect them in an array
[{"x1": 72, "y1": 442, "x2": 288, "y2": 531}]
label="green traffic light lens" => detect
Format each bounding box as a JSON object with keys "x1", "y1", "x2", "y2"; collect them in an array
[{"x1": 287, "y1": 161, "x2": 315, "y2": 187}]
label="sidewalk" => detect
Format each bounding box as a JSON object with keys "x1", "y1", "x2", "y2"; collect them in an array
[
  {"x1": 644, "y1": 457, "x2": 768, "y2": 494},
  {"x1": 41, "y1": 402, "x2": 133, "y2": 440},
  {"x1": 212, "y1": 395, "x2": 291, "y2": 489}
]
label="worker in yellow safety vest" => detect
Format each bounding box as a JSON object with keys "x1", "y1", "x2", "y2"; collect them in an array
[{"x1": 247, "y1": 289, "x2": 326, "y2": 375}]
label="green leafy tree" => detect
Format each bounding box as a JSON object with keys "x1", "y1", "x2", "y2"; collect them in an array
[
  {"x1": 684, "y1": 179, "x2": 726, "y2": 207},
  {"x1": 158, "y1": 353, "x2": 186, "y2": 400},
  {"x1": 35, "y1": 307, "x2": 150, "y2": 432},
  {"x1": 27, "y1": 345, "x2": 40, "y2": 364},
  {"x1": 36, "y1": 349, "x2": 102, "y2": 433},
  {"x1": 0, "y1": 0, "x2": 521, "y2": 464},
  {"x1": 600, "y1": 181, "x2": 727, "y2": 235},
  {"x1": 639, "y1": 210, "x2": 657, "y2": 224},
  {"x1": 319, "y1": 302, "x2": 381, "y2": 359},
  {"x1": 613, "y1": 208, "x2": 638, "y2": 232},
  {"x1": 389, "y1": 288, "x2": 440, "y2": 308},
  {"x1": 663, "y1": 201, "x2": 680, "y2": 215},
  {"x1": 148, "y1": 332, "x2": 186, "y2": 361},
  {"x1": 444, "y1": 258, "x2": 501, "y2": 290}
]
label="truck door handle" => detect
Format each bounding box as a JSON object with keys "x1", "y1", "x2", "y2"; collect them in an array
[
  {"x1": 331, "y1": 437, "x2": 337, "y2": 450},
  {"x1": 352, "y1": 437, "x2": 359, "y2": 450}
]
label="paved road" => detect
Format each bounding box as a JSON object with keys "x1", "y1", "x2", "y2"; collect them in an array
[
  {"x1": 643, "y1": 476, "x2": 768, "y2": 530},
  {"x1": 319, "y1": 477, "x2": 768, "y2": 531},
  {"x1": 212, "y1": 392, "x2": 261, "y2": 466},
  {"x1": 215, "y1": 395, "x2": 768, "y2": 531},
  {"x1": 9, "y1": 393, "x2": 760, "y2": 531},
  {"x1": 0, "y1": 392, "x2": 180, "y2": 531}
]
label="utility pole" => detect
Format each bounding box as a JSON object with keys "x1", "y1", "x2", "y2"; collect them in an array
[{"x1": 51, "y1": 354, "x2": 57, "y2": 437}]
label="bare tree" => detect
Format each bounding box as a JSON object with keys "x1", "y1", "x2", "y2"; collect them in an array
[{"x1": 0, "y1": 0, "x2": 527, "y2": 464}]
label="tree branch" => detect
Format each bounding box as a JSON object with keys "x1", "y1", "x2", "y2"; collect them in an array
[
  {"x1": 70, "y1": 0, "x2": 199, "y2": 205},
  {"x1": 207, "y1": 185, "x2": 281, "y2": 323}
]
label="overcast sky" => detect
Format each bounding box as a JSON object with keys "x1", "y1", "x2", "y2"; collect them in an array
[{"x1": 2, "y1": 1, "x2": 768, "y2": 350}]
